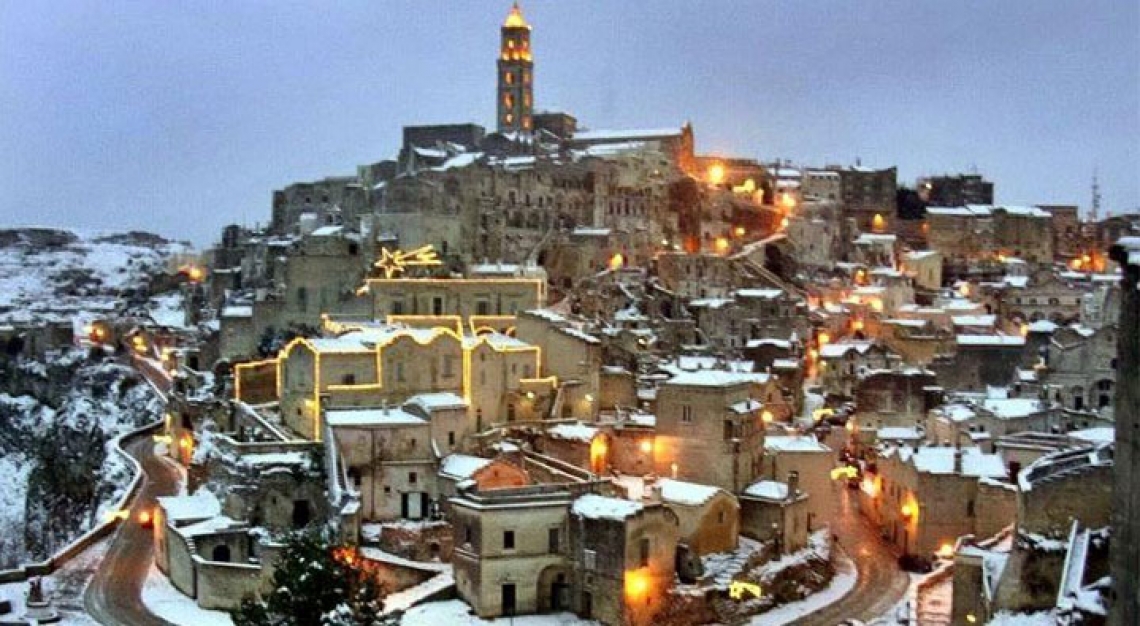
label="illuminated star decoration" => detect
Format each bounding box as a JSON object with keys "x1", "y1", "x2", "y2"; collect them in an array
[{"x1": 374, "y1": 245, "x2": 443, "y2": 279}]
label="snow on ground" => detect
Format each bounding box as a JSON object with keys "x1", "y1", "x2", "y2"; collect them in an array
[
  {"x1": 142, "y1": 564, "x2": 233, "y2": 626},
  {"x1": 401, "y1": 599, "x2": 597, "y2": 625},
  {"x1": 148, "y1": 292, "x2": 189, "y2": 329},
  {"x1": 382, "y1": 570, "x2": 454, "y2": 614},
  {"x1": 0, "y1": 536, "x2": 109, "y2": 624},
  {"x1": 747, "y1": 544, "x2": 858, "y2": 625},
  {"x1": 697, "y1": 536, "x2": 764, "y2": 590},
  {"x1": 987, "y1": 611, "x2": 1056, "y2": 625}
]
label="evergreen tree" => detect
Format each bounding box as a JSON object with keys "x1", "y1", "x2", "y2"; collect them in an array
[{"x1": 232, "y1": 530, "x2": 388, "y2": 626}]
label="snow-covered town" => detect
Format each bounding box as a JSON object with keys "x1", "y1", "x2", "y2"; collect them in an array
[{"x1": 1, "y1": 3, "x2": 1138, "y2": 626}]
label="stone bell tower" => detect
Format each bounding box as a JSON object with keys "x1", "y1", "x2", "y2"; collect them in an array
[{"x1": 497, "y1": 3, "x2": 533, "y2": 134}]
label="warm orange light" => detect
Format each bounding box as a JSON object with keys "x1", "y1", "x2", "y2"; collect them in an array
[
  {"x1": 870, "y1": 298, "x2": 884, "y2": 312},
  {"x1": 590, "y1": 436, "x2": 608, "y2": 472},
  {"x1": 872, "y1": 213, "x2": 886, "y2": 232},
  {"x1": 1070, "y1": 258, "x2": 1083, "y2": 270},
  {"x1": 809, "y1": 348, "x2": 819, "y2": 361},
  {"x1": 609, "y1": 253, "x2": 625, "y2": 271},
  {"x1": 138, "y1": 510, "x2": 152, "y2": 525},
  {"x1": 901, "y1": 503, "x2": 915, "y2": 519},
  {"x1": 714, "y1": 237, "x2": 730, "y2": 254},
  {"x1": 707, "y1": 163, "x2": 726, "y2": 185},
  {"x1": 852, "y1": 319, "x2": 865, "y2": 332},
  {"x1": 855, "y1": 269, "x2": 867, "y2": 284},
  {"x1": 958, "y1": 283, "x2": 970, "y2": 297},
  {"x1": 936, "y1": 543, "x2": 955, "y2": 559},
  {"x1": 779, "y1": 216, "x2": 790, "y2": 230},
  {"x1": 921, "y1": 222, "x2": 930, "y2": 234},
  {"x1": 780, "y1": 193, "x2": 797, "y2": 209},
  {"x1": 733, "y1": 226, "x2": 746, "y2": 238},
  {"x1": 639, "y1": 440, "x2": 653, "y2": 454},
  {"x1": 1019, "y1": 323, "x2": 1029, "y2": 337},
  {"x1": 179, "y1": 435, "x2": 193, "y2": 450},
  {"x1": 624, "y1": 569, "x2": 650, "y2": 599},
  {"x1": 761, "y1": 410, "x2": 774, "y2": 424},
  {"x1": 817, "y1": 331, "x2": 831, "y2": 346}
]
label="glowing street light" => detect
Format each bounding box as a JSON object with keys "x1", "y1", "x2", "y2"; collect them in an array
[{"x1": 707, "y1": 163, "x2": 726, "y2": 185}]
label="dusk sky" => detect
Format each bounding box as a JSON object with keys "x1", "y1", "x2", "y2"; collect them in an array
[{"x1": 1, "y1": 1, "x2": 1136, "y2": 246}]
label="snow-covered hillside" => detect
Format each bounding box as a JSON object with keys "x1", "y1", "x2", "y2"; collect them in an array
[
  {"x1": 0, "y1": 228, "x2": 190, "y2": 325},
  {"x1": 0, "y1": 227, "x2": 189, "y2": 568}
]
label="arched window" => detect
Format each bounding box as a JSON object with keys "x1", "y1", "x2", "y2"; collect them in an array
[{"x1": 211, "y1": 545, "x2": 231, "y2": 562}]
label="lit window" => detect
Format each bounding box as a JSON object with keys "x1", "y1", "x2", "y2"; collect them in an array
[{"x1": 505, "y1": 72, "x2": 514, "y2": 85}]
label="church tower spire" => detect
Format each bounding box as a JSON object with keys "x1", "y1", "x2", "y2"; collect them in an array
[{"x1": 497, "y1": 2, "x2": 533, "y2": 134}]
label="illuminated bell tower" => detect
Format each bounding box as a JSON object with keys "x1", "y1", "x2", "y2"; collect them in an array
[{"x1": 497, "y1": 3, "x2": 533, "y2": 134}]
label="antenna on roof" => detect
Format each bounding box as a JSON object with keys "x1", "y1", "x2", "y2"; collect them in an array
[{"x1": 1090, "y1": 168, "x2": 1102, "y2": 222}]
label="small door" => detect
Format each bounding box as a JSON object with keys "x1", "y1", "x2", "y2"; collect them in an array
[
  {"x1": 401, "y1": 493, "x2": 410, "y2": 518},
  {"x1": 581, "y1": 591, "x2": 592, "y2": 618},
  {"x1": 420, "y1": 493, "x2": 430, "y2": 520},
  {"x1": 502, "y1": 583, "x2": 517, "y2": 616}
]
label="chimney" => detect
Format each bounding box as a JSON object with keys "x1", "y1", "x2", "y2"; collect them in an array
[{"x1": 786, "y1": 470, "x2": 800, "y2": 503}]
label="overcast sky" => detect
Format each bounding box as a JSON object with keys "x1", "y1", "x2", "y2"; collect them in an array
[{"x1": 1, "y1": 1, "x2": 1137, "y2": 246}]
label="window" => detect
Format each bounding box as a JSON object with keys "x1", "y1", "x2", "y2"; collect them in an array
[
  {"x1": 464, "y1": 524, "x2": 473, "y2": 544},
  {"x1": 409, "y1": 471, "x2": 418, "y2": 484},
  {"x1": 391, "y1": 300, "x2": 404, "y2": 315},
  {"x1": 639, "y1": 537, "x2": 650, "y2": 567},
  {"x1": 432, "y1": 297, "x2": 444, "y2": 315},
  {"x1": 443, "y1": 354, "x2": 455, "y2": 378},
  {"x1": 967, "y1": 499, "x2": 975, "y2": 517},
  {"x1": 503, "y1": 530, "x2": 515, "y2": 550},
  {"x1": 583, "y1": 548, "x2": 597, "y2": 570},
  {"x1": 396, "y1": 362, "x2": 405, "y2": 382},
  {"x1": 723, "y1": 420, "x2": 735, "y2": 441},
  {"x1": 681, "y1": 405, "x2": 693, "y2": 423},
  {"x1": 342, "y1": 374, "x2": 355, "y2": 385},
  {"x1": 548, "y1": 528, "x2": 560, "y2": 553},
  {"x1": 476, "y1": 300, "x2": 491, "y2": 315}
]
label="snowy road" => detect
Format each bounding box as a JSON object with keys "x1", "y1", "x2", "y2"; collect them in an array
[
  {"x1": 84, "y1": 434, "x2": 182, "y2": 626},
  {"x1": 788, "y1": 487, "x2": 909, "y2": 625}
]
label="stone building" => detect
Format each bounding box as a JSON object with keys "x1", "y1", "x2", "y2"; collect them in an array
[
  {"x1": 653, "y1": 370, "x2": 770, "y2": 493},
  {"x1": 837, "y1": 165, "x2": 898, "y2": 234},
  {"x1": 926, "y1": 205, "x2": 1054, "y2": 267},
  {"x1": 918, "y1": 173, "x2": 994, "y2": 207},
  {"x1": 854, "y1": 368, "x2": 939, "y2": 429},
  {"x1": 1040, "y1": 324, "x2": 1118, "y2": 413},
  {"x1": 759, "y1": 435, "x2": 836, "y2": 526},
  {"x1": 270, "y1": 176, "x2": 369, "y2": 235},
  {"x1": 739, "y1": 476, "x2": 810, "y2": 553},
  {"x1": 859, "y1": 445, "x2": 1013, "y2": 558},
  {"x1": 818, "y1": 340, "x2": 896, "y2": 398},
  {"x1": 568, "y1": 494, "x2": 680, "y2": 626}
]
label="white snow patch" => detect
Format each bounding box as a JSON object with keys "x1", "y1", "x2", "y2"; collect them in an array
[{"x1": 142, "y1": 564, "x2": 234, "y2": 625}]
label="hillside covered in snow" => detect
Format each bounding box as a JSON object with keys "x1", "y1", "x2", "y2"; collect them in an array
[
  {"x1": 0, "y1": 227, "x2": 190, "y2": 569},
  {"x1": 0, "y1": 228, "x2": 191, "y2": 326}
]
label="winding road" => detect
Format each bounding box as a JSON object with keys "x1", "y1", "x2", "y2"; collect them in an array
[
  {"x1": 790, "y1": 487, "x2": 910, "y2": 625},
  {"x1": 83, "y1": 434, "x2": 182, "y2": 626}
]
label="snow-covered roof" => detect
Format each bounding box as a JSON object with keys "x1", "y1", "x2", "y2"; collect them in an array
[
  {"x1": 658, "y1": 478, "x2": 724, "y2": 507},
  {"x1": 439, "y1": 454, "x2": 493, "y2": 480},
  {"x1": 326, "y1": 407, "x2": 426, "y2": 428},
  {"x1": 310, "y1": 225, "x2": 344, "y2": 237},
  {"x1": 546, "y1": 422, "x2": 599, "y2": 443},
  {"x1": 221, "y1": 305, "x2": 253, "y2": 319},
  {"x1": 688, "y1": 297, "x2": 734, "y2": 309},
  {"x1": 735, "y1": 288, "x2": 784, "y2": 300},
  {"x1": 405, "y1": 392, "x2": 468, "y2": 412},
  {"x1": 666, "y1": 369, "x2": 768, "y2": 388},
  {"x1": 956, "y1": 334, "x2": 1025, "y2": 347},
  {"x1": 573, "y1": 128, "x2": 681, "y2": 142},
  {"x1": 853, "y1": 233, "x2": 897, "y2": 245},
  {"x1": 1027, "y1": 320, "x2": 1058, "y2": 334},
  {"x1": 981, "y1": 398, "x2": 1045, "y2": 419},
  {"x1": 764, "y1": 435, "x2": 830, "y2": 453},
  {"x1": 571, "y1": 227, "x2": 611, "y2": 237},
  {"x1": 158, "y1": 489, "x2": 221, "y2": 523},
  {"x1": 952, "y1": 315, "x2": 996, "y2": 327},
  {"x1": 898, "y1": 446, "x2": 1007, "y2": 478},
  {"x1": 819, "y1": 341, "x2": 876, "y2": 358},
  {"x1": 877, "y1": 427, "x2": 924, "y2": 441},
  {"x1": 1068, "y1": 427, "x2": 1114, "y2": 444},
  {"x1": 742, "y1": 480, "x2": 793, "y2": 502},
  {"x1": 746, "y1": 337, "x2": 792, "y2": 349},
  {"x1": 571, "y1": 494, "x2": 644, "y2": 521},
  {"x1": 936, "y1": 403, "x2": 977, "y2": 423}
]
